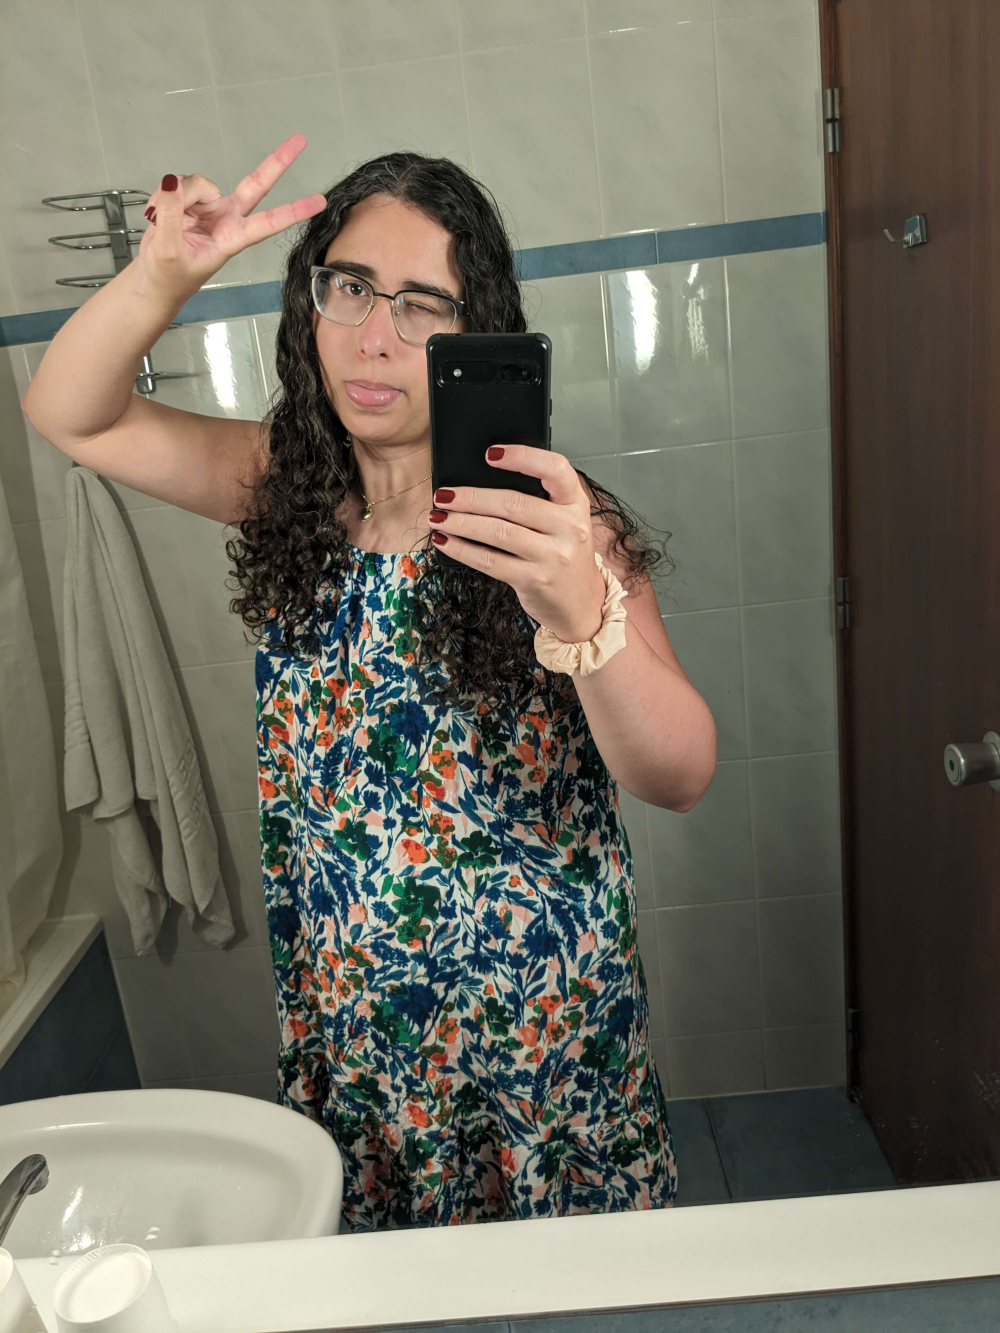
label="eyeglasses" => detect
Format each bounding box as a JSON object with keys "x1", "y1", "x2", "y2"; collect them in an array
[{"x1": 309, "y1": 265, "x2": 468, "y2": 346}]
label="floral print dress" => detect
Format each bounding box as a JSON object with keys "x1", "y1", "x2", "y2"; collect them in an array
[{"x1": 255, "y1": 544, "x2": 677, "y2": 1232}]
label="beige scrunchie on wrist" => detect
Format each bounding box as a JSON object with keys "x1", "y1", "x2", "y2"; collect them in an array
[{"x1": 534, "y1": 551, "x2": 629, "y2": 677}]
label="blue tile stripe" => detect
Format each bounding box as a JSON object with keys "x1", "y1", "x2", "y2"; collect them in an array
[{"x1": 0, "y1": 211, "x2": 825, "y2": 348}]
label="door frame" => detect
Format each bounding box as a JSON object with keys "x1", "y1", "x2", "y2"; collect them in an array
[{"x1": 817, "y1": 0, "x2": 859, "y2": 1096}]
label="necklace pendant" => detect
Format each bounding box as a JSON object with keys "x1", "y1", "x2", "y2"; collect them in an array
[{"x1": 361, "y1": 503, "x2": 374, "y2": 522}]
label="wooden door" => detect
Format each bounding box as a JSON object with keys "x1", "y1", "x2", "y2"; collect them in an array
[{"x1": 827, "y1": 0, "x2": 1000, "y2": 1183}]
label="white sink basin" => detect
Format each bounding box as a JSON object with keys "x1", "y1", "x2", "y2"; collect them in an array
[{"x1": 0, "y1": 1088, "x2": 343, "y2": 1259}]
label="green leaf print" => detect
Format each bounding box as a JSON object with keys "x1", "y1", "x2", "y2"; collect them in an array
[
  {"x1": 455, "y1": 829, "x2": 500, "y2": 870},
  {"x1": 367, "y1": 720, "x2": 405, "y2": 771},
  {"x1": 333, "y1": 817, "x2": 373, "y2": 862},
  {"x1": 579, "y1": 1029, "x2": 623, "y2": 1074},
  {"x1": 481, "y1": 994, "x2": 512, "y2": 1037}
]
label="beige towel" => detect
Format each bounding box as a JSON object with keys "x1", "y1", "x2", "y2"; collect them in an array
[{"x1": 63, "y1": 466, "x2": 234, "y2": 953}]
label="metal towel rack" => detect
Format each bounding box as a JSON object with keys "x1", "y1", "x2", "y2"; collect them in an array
[{"x1": 43, "y1": 187, "x2": 196, "y2": 399}]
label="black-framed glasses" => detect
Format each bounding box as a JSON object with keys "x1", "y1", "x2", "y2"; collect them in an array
[{"x1": 310, "y1": 265, "x2": 468, "y2": 346}]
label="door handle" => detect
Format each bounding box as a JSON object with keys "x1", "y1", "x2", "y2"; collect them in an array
[{"x1": 943, "y1": 732, "x2": 1000, "y2": 789}]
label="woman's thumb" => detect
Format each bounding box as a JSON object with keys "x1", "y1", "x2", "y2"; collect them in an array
[{"x1": 150, "y1": 173, "x2": 186, "y2": 256}]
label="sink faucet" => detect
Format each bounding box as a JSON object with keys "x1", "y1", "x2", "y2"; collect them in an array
[{"x1": 0, "y1": 1155, "x2": 48, "y2": 1248}]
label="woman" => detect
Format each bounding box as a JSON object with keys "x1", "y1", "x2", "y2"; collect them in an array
[{"x1": 22, "y1": 134, "x2": 716, "y2": 1232}]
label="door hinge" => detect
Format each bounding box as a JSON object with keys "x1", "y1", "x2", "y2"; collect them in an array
[
  {"x1": 824, "y1": 87, "x2": 841, "y2": 153},
  {"x1": 836, "y1": 576, "x2": 852, "y2": 629},
  {"x1": 846, "y1": 1007, "x2": 862, "y2": 1055}
]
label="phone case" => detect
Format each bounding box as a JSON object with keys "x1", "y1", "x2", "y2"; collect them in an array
[{"x1": 427, "y1": 332, "x2": 552, "y2": 570}]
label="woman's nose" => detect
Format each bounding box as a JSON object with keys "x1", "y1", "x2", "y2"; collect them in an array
[{"x1": 357, "y1": 295, "x2": 396, "y2": 354}]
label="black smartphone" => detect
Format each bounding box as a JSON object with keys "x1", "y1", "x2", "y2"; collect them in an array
[{"x1": 427, "y1": 332, "x2": 553, "y2": 570}]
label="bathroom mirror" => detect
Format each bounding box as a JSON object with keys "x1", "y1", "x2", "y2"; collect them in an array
[{"x1": 1, "y1": 0, "x2": 999, "y2": 1268}]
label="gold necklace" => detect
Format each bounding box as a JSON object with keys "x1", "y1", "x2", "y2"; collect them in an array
[{"x1": 359, "y1": 471, "x2": 432, "y2": 522}]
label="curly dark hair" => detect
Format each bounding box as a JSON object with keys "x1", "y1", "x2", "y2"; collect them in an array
[{"x1": 225, "y1": 151, "x2": 674, "y2": 710}]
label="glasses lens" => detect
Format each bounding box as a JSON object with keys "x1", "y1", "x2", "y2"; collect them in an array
[
  {"x1": 313, "y1": 269, "x2": 373, "y2": 325},
  {"x1": 394, "y1": 291, "x2": 457, "y2": 344}
]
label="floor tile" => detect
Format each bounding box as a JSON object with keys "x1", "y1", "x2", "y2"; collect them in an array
[
  {"x1": 705, "y1": 1086, "x2": 897, "y2": 1201},
  {"x1": 664, "y1": 1099, "x2": 730, "y2": 1206}
]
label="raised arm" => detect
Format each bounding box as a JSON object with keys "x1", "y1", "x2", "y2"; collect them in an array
[{"x1": 20, "y1": 134, "x2": 327, "y2": 526}]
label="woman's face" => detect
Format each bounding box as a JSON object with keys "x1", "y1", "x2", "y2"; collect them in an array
[{"x1": 314, "y1": 193, "x2": 465, "y2": 450}]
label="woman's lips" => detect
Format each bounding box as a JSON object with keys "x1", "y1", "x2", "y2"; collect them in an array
[{"x1": 343, "y1": 380, "x2": 402, "y2": 409}]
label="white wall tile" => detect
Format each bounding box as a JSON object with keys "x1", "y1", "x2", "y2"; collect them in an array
[
  {"x1": 78, "y1": 0, "x2": 214, "y2": 102},
  {"x1": 0, "y1": 236, "x2": 16, "y2": 317},
  {"x1": 637, "y1": 910, "x2": 666, "y2": 1042},
  {"x1": 201, "y1": 0, "x2": 337, "y2": 84},
  {"x1": 460, "y1": 0, "x2": 586, "y2": 49},
  {"x1": 10, "y1": 516, "x2": 66, "y2": 681},
  {"x1": 341, "y1": 58, "x2": 472, "y2": 171},
  {"x1": 656, "y1": 899, "x2": 761, "y2": 1035},
  {"x1": 331, "y1": 0, "x2": 461, "y2": 68},
  {"x1": 715, "y1": 4, "x2": 825, "y2": 220},
  {"x1": 0, "y1": 99, "x2": 109, "y2": 313},
  {"x1": 0, "y1": 0, "x2": 94, "y2": 113},
  {"x1": 619, "y1": 443, "x2": 739, "y2": 613},
  {"x1": 764, "y1": 1022, "x2": 846, "y2": 1090},
  {"x1": 173, "y1": 660, "x2": 257, "y2": 814},
  {"x1": 726, "y1": 245, "x2": 830, "y2": 439},
  {"x1": 606, "y1": 260, "x2": 731, "y2": 452},
  {"x1": 714, "y1": 0, "x2": 812, "y2": 18},
  {"x1": 647, "y1": 760, "x2": 754, "y2": 907},
  {"x1": 587, "y1": 0, "x2": 713, "y2": 30},
  {"x1": 758, "y1": 893, "x2": 844, "y2": 1028},
  {"x1": 97, "y1": 86, "x2": 228, "y2": 198},
  {"x1": 150, "y1": 1069, "x2": 278, "y2": 1101},
  {"x1": 661, "y1": 608, "x2": 746, "y2": 759},
  {"x1": 464, "y1": 40, "x2": 601, "y2": 248},
  {"x1": 120, "y1": 505, "x2": 211, "y2": 670},
  {"x1": 525, "y1": 271, "x2": 614, "y2": 462},
  {"x1": 147, "y1": 318, "x2": 268, "y2": 421},
  {"x1": 665, "y1": 1028, "x2": 764, "y2": 1097},
  {"x1": 750, "y1": 752, "x2": 842, "y2": 899},
  {"x1": 742, "y1": 597, "x2": 837, "y2": 756},
  {"x1": 617, "y1": 788, "x2": 653, "y2": 912},
  {"x1": 113, "y1": 953, "x2": 194, "y2": 1082},
  {"x1": 170, "y1": 945, "x2": 279, "y2": 1078},
  {"x1": 589, "y1": 23, "x2": 724, "y2": 235},
  {"x1": 735, "y1": 429, "x2": 833, "y2": 604},
  {"x1": 0, "y1": 346, "x2": 75, "y2": 526}
]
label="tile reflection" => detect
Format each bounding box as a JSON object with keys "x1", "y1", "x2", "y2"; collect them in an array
[{"x1": 608, "y1": 259, "x2": 730, "y2": 452}]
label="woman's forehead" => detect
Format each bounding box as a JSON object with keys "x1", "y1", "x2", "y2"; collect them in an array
[{"x1": 323, "y1": 195, "x2": 459, "y2": 286}]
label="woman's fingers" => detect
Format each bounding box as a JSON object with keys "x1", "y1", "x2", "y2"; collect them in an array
[
  {"x1": 239, "y1": 192, "x2": 329, "y2": 248},
  {"x1": 229, "y1": 132, "x2": 310, "y2": 216}
]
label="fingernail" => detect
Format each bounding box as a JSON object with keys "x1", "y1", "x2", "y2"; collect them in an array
[
  {"x1": 144, "y1": 206, "x2": 154, "y2": 220},
  {"x1": 161, "y1": 174, "x2": 178, "y2": 192},
  {"x1": 429, "y1": 510, "x2": 448, "y2": 524},
  {"x1": 434, "y1": 489, "x2": 455, "y2": 504},
  {"x1": 431, "y1": 532, "x2": 448, "y2": 545},
  {"x1": 486, "y1": 447, "x2": 504, "y2": 461}
]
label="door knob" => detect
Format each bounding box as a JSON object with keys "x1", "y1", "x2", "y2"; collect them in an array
[{"x1": 943, "y1": 732, "x2": 1000, "y2": 789}]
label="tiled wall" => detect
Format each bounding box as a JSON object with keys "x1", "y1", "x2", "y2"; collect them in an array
[{"x1": 0, "y1": 0, "x2": 841, "y2": 1100}]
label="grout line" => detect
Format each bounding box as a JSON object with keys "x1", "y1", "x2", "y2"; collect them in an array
[
  {"x1": 582, "y1": 29, "x2": 607, "y2": 239},
  {"x1": 702, "y1": 1098, "x2": 734, "y2": 1200},
  {"x1": 709, "y1": 7, "x2": 729, "y2": 223},
  {"x1": 652, "y1": 888, "x2": 842, "y2": 912}
]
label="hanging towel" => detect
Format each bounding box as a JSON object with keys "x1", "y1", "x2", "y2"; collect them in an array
[
  {"x1": 63, "y1": 466, "x2": 234, "y2": 953},
  {"x1": 0, "y1": 461, "x2": 62, "y2": 1005}
]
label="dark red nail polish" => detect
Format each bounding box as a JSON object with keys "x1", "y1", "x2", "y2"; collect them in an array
[
  {"x1": 144, "y1": 206, "x2": 154, "y2": 220},
  {"x1": 429, "y1": 510, "x2": 448, "y2": 523},
  {"x1": 431, "y1": 531, "x2": 448, "y2": 545},
  {"x1": 161, "y1": 174, "x2": 178, "y2": 192},
  {"x1": 486, "y1": 447, "x2": 504, "y2": 461},
  {"x1": 434, "y1": 489, "x2": 454, "y2": 504}
]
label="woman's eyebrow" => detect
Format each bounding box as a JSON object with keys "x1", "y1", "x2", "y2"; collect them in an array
[{"x1": 324, "y1": 259, "x2": 460, "y2": 303}]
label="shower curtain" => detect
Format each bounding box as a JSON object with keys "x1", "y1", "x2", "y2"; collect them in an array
[{"x1": 0, "y1": 468, "x2": 62, "y2": 1006}]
